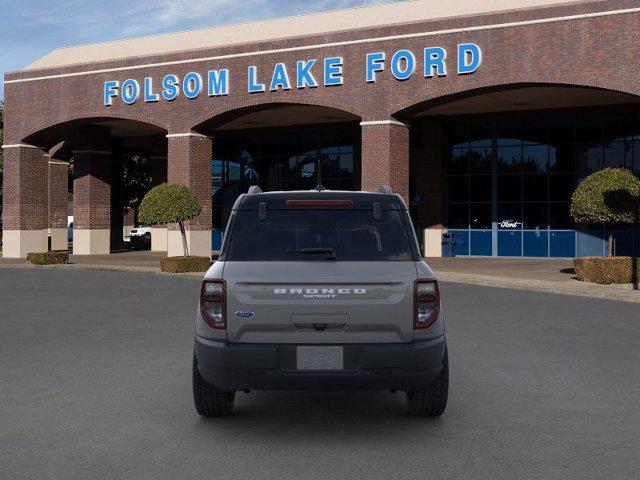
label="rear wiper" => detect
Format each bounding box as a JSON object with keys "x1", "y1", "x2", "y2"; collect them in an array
[{"x1": 287, "y1": 247, "x2": 337, "y2": 260}]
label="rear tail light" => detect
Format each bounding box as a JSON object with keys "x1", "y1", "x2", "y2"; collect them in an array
[
  {"x1": 200, "y1": 280, "x2": 226, "y2": 329},
  {"x1": 414, "y1": 280, "x2": 440, "y2": 329}
]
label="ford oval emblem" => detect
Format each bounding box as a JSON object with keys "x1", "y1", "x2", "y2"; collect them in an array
[{"x1": 234, "y1": 310, "x2": 254, "y2": 318}]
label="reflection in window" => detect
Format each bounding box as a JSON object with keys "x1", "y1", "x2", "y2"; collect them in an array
[{"x1": 211, "y1": 124, "x2": 358, "y2": 230}]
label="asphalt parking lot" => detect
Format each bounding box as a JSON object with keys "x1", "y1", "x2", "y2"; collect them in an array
[{"x1": 1, "y1": 268, "x2": 638, "y2": 480}]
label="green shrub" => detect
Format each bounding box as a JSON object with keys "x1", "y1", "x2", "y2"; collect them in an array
[
  {"x1": 160, "y1": 256, "x2": 211, "y2": 273},
  {"x1": 574, "y1": 256, "x2": 640, "y2": 284},
  {"x1": 139, "y1": 183, "x2": 202, "y2": 256},
  {"x1": 26, "y1": 251, "x2": 69, "y2": 265},
  {"x1": 570, "y1": 168, "x2": 640, "y2": 224}
]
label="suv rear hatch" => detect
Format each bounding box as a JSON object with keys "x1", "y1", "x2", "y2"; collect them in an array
[{"x1": 220, "y1": 194, "x2": 420, "y2": 344}]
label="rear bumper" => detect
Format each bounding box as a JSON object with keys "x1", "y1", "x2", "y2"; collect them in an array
[{"x1": 194, "y1": 336, "x2": 446, "y2": 392}]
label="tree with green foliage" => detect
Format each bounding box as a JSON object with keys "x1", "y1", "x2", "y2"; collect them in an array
[
  {"x1": 570, "y1": 168, "x2": 640, "y2": 256},
  {"x1": 138, "y1": 183, "x2": 202, "y2": 256},
  {"x1": 121, "y1": 153, "x2": 152, "y2": 224}
]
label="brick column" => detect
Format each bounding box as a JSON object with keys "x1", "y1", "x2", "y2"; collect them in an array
[
  {"x1": 360, "y1": 120, "x2": 410, "y2": 203},
  {"x1": 166, "y1": 132, "x2": 212, "y2": 258},
  {"x1": 1, "y1": 144, "x2": 49, "y2": 258},
  {"x1": 72, "y1": 127, "x2": 112, "y2": 255},
  {"x1": 150, "y1": 134, "x2": 168, "y2": 252},
  {"x1": 411, "y1": 119, "x2": 446, "y2": 257},
  {"x1": 48, "y1": 144, "x2": 70, "y2": 251}
]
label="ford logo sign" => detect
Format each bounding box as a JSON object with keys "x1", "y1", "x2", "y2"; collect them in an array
[{"x1": 234, "y1": 310, "x2": 254, "y2": 318}]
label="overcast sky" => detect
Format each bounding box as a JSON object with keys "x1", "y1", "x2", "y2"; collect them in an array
[{"x1": 0, "y1": 0, "x2": 400, "y2": 100}]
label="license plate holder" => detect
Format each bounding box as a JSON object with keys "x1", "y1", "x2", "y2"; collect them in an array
[{"x1": 296, "y1": 346, "x2": 344, "y2": 371}]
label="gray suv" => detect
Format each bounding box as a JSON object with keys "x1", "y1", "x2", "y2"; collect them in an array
[{"x1": 193, "y1": 187, "x2": 448, "y2": 417}]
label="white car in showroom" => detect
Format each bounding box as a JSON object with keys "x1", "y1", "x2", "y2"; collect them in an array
[{"x1": 124, "y1": 226, "x2": 152, "y2": 249}]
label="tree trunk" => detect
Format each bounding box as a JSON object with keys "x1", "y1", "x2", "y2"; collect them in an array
[
  {"x1": 178, "y1": 221, "x2": 189, "y2": 257},
  {"x1": 608, "y1": 234, "x2": 614, "y2": 257}
]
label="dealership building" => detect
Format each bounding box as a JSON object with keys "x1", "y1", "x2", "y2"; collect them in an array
[{"x1": 3, "y1": 0, "x2": 640, "y2": 258}]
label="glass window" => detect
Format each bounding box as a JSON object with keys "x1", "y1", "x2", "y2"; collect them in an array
[
  {"x1": 577, "y1": 143, "x2": 603, "y2": 175},
  {"x1": 445, "y1": 106, "x2": 640, "y2": 258},
  {"x1": 447, "y1": 176, "x2": 469, "y2": 202},
  {"x1": 523, "y1": 175, "x2": 548, "y2": 202},
  {"x1": 497, "y1": 146, "x2": 522, "y2": 173},
  {"x1": 448, "y1": 204, "x2": 469, "y2": 229},
  {"x1": 226, "y1": 210, "x2": 416, "y2": 261},
  {"x1": 498, "y1": 175, "x2": 521, "y2": 202},
  {"x1": 470, "y1": 175, "x2": 492, "y2": 202},
  {"x1": 468, "y1": 125, "x2": 492, "y2": 147},
  {"x1": 549, "y1": 202, "x2": 573, "y2": 229},
  {"x1": 549, "y1": 144, "x2": 575, "y2": 172},
  {"x1": 523, "y1": 122, "x2": 548, "y2": 146},
  {"x1": 497, "y1": 121, "x2": 522, "y2": 146},
  {"x1": 523, "y1": 204, "x2": 548, "y2": 229},
  {"x1": 634, "y1": 142, "x2": 640, "y2": 172},
  {"x1": 450, "y1": 148, "x2": 469, "y2": 174},
  {"x1": 498, "y1": 202, "x2": 522, "y2": 230},
  {"x1": 470, "y1": 203, "x2": 492, "y2": 229},
  {"x1": 604, "y1": 140, "x2": 632, "y2": 168},
  {"x1": 575, "y1": 120, "x2": 602, "y2": 143},
  {"x1": 523, "y1": 145, "x2": 548, "y2": 173},
  {"x1": 470, "y1": 147, "x2": 492, "y2": 174},
  {"x1": 549, "y1": 174, "x2": 575, "y2": 201}
]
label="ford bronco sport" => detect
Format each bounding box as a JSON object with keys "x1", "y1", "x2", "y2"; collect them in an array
[{"x1": 193, "y1": 186, "x2": 448, "y2": 417}]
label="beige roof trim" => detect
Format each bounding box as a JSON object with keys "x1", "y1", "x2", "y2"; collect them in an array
[
  {"x1": 24, "y1": 0, "x2": 588, "y2": 71},
  {"x1": 6, "y1": 5, "x2": 635, "y2": 85}
]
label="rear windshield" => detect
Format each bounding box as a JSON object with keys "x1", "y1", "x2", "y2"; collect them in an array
[{"x1": 224, "y1": 210, "x2": 417, "y2": 261}]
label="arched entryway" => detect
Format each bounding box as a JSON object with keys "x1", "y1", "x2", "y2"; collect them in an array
[
  {"x1": 3, "y1": 118, "x2": 167, "y2": 257},
  {"x1": 194, "y1": 103, "x2": 361, "y2": 251},
  {"x1": 396, "y1": 84, "x2": 640, "y2": 258}
]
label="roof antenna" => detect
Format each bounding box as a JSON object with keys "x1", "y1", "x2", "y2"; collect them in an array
[{"x1": 314, "y1": 181, "x2": 325, "y2": 192}]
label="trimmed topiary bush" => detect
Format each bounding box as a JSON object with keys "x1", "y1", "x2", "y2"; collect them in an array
[
  {"x1": 139, "y1": 183, "x2": 203, "y2": 257},
  {"x1": 571, "y1": 168, "x2": 640, "y2": 224},
  {"x1": 27, "y1": 251, "x2": 69, "y2": 265},
  {"x1": 570, "y1": 168, "x2": 640, "y2": 256},
  {"x1": 574, "y1": 256, "x2": 640, "y2": 284},
  {"x1": 160, "y1": 256, "x2": 211, "y2": 273}
]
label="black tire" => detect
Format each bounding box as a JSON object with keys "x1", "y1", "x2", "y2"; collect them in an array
[
  {"x1": 144, "y1": 232, "x2": 151, "y2": 241},
  {"x1": 406, "y1": 347, "x2": 449, "y2": 417},
  {"x1": 192, "y1": 354, "x2": 235, "y2": 417}
]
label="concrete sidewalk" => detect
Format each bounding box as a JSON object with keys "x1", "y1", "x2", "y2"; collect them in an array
[
  {"x1": 426, "y1": 257, "x2": 640, "y2": 303},
  {"x1": 1, "y1": 252, "x2": 639, "y2": 302}
]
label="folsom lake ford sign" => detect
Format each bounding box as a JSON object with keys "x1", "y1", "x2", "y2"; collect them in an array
[{"x1": 103, "y1": 43, "x2": 482, "y2": 106}]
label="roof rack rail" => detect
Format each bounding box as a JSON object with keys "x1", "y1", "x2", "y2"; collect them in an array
[
  {"x1": 247, "y1": 185, "x2": 263, "y2": 195},
  {"x1": 378, "y1": 185, "x2": 394, "y2": 195}
]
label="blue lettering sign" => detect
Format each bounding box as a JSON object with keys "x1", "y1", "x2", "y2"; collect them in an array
[
  {"x1": 324, "y1": 57, "x2": 343, "y2": 86},
  {"x1": 390, "y1": 50, "x2": 416, "y2": 81},
  {"x1": 104, "y1": 80, "x2": 119, "y2": 106},
  {"x1": 270, "y1": 63, "x2": 292, "y2": 91},
  {"x1": 366, "y1": 52, "x2": 385, "y2": 83},
  {"x1": 458, "y1": 43, "x2": 482, "y2": 75},
  {"x1": 121, "y1": 79, "x2": 140, "y2": 105},
  {"x1": 248, "y1": 66, "x2": 265, "y2": 93},
  {"x1": 101, "y1": 45, "x2": 483, "y2": 106},
  {"x1": 296, "y1": 60, "x2": 318, "y2": 89},
  {"x1": 208, "y1": 69, "x2": 229, "y2": 96},
  {"x1": 183, "y1": 72, "x2": 203, "y2": 99},
  {"x1": 424, "y1": 47, "x2": 447, "y2": 77},
  {"x1": 162, "y1": 74, "x2": 179, "y2": 101},
  {"x1": 144, "y1": 77, "x2": 159, "y2": 102}
]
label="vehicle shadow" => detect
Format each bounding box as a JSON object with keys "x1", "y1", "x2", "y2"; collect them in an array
[{"x1": 194, "y1": 390, "x2": 447, "y2": 439}]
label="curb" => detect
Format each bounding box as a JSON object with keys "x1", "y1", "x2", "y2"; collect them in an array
[
  {"x1": 2, "y1": 263, "x2": 639, "y2": 303},
  {"x1": 435, "y1": 271, "x2": 640, "y2": 303},
  {"x1": 0, "y1": 263, "x2": 205, "y2": 278}
]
